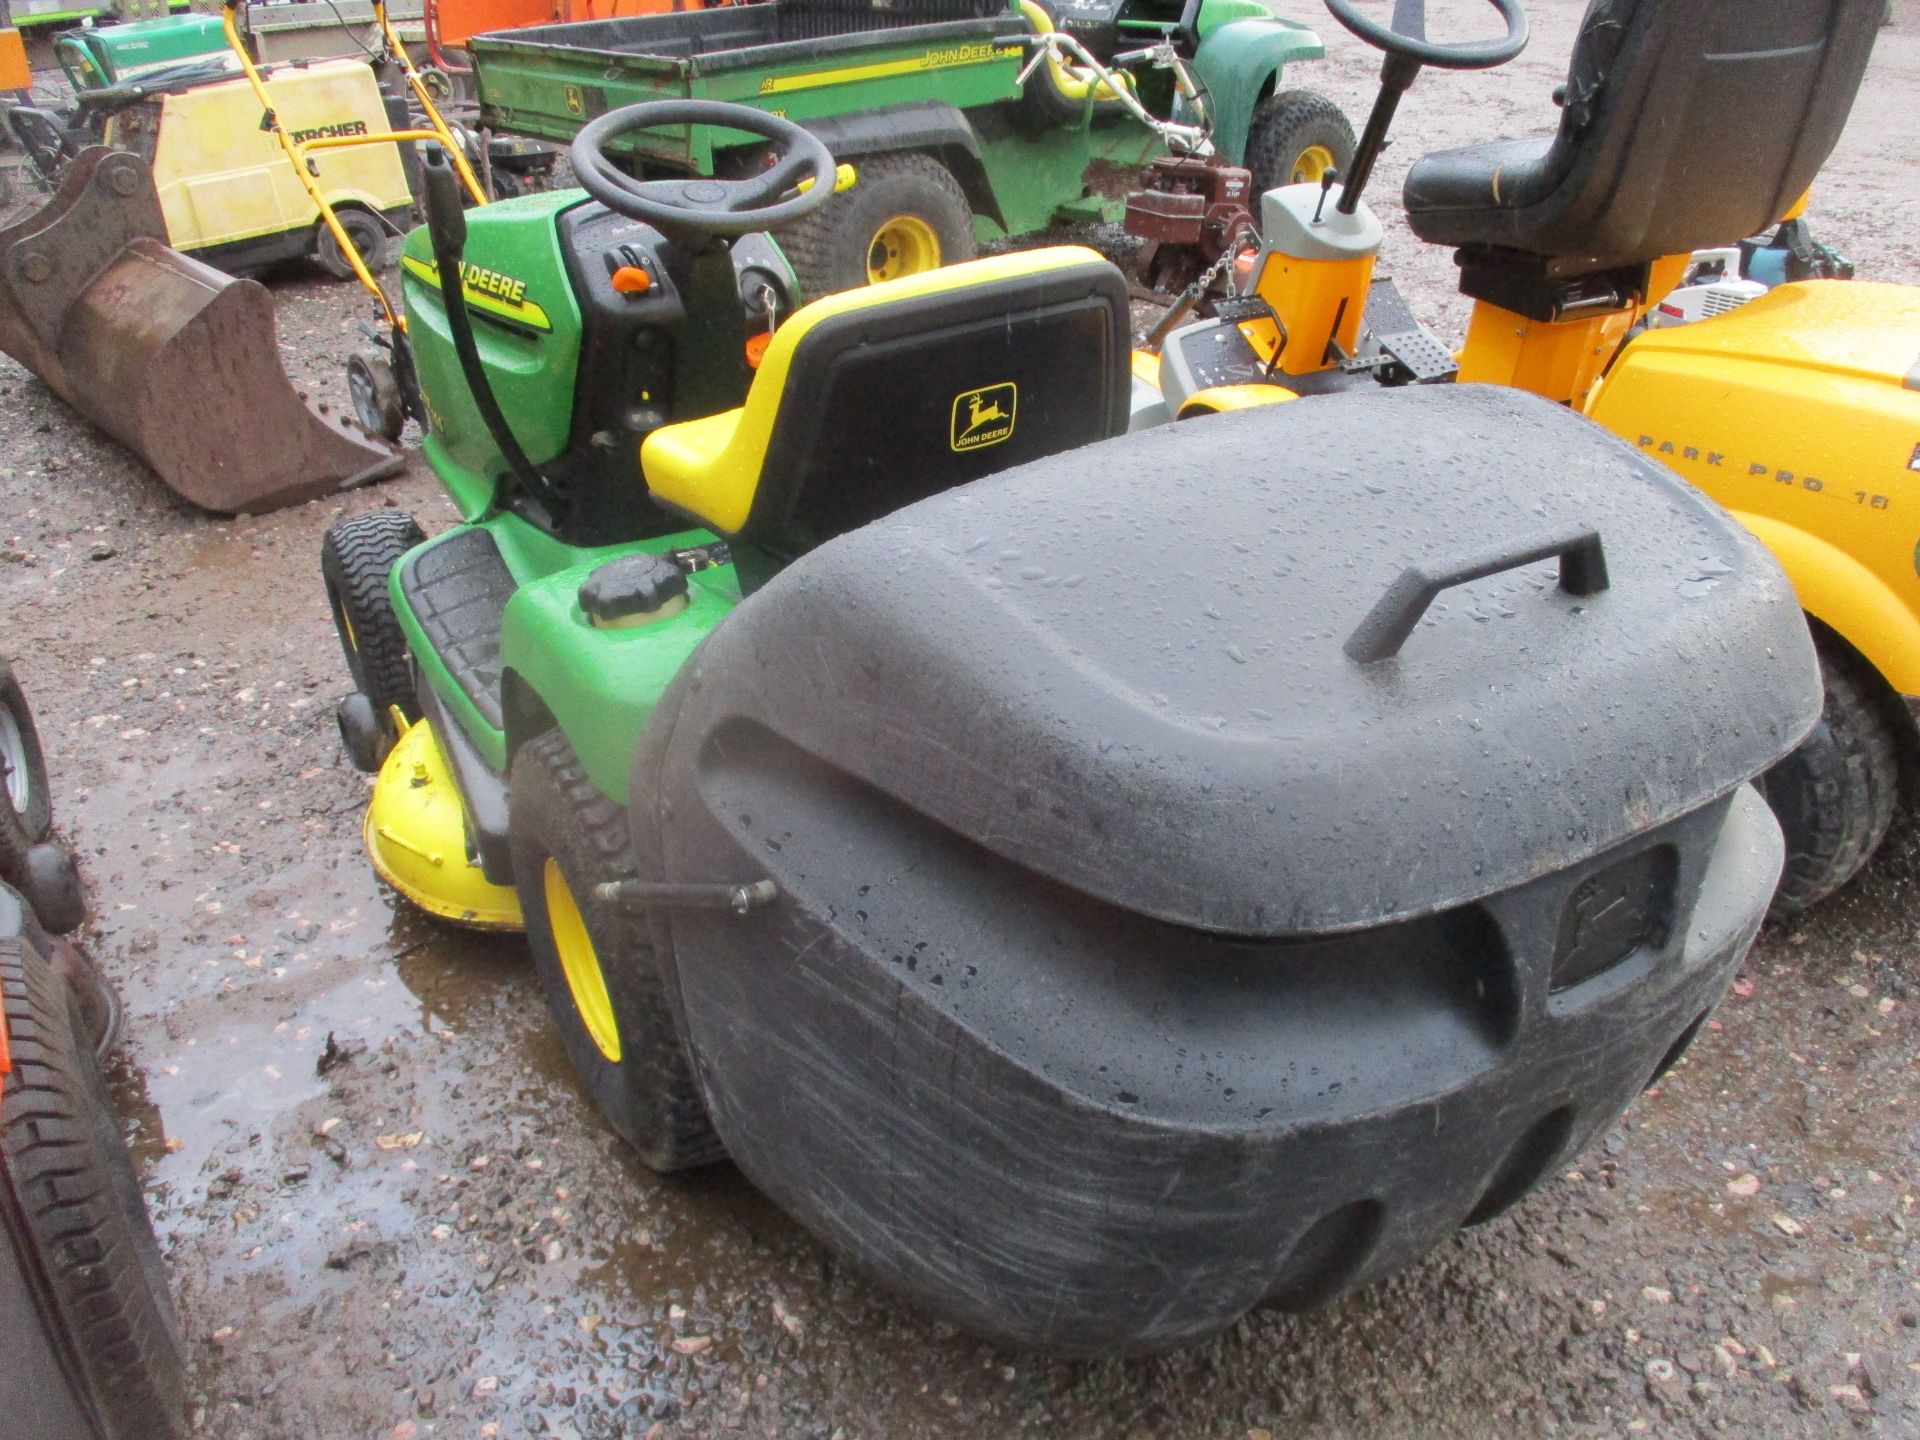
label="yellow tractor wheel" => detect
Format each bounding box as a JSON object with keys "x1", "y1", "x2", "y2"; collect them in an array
[
  {"x1": 866, "y1": 213, "x2": 943, "y2": 285},
  {"x1": 508, "y1": 729, "x2": 727, "y2": 1172},
  {"x1": 778, "y1": 151, "x2": 976, "y2": 300},
  {"x1": 1244, "y1": 89, "x2": 1358, "y2": 201}
]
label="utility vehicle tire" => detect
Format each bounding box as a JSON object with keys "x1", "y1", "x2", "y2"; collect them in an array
[
  {"x1": 315, "y1": 207, "x2": 388, "y2": 280},
  {"x1": 347, "y1": 349, "x2": 406, "y2": 442},
  {"x1": 1244, "y1": 89, "x2": 1357, "y2": 198},
  {"x1": 1762, "y1": 631, "x2": 1904, "y2": 915},
  {"x1": 0, "y1": 658, "x2": 52, "y2": 889},
  {"x1": 321, "y1": 512, "x2": 426, "y2": 722},
  {"x1": 0, "y1": 939, "x2": 188, "y2": 1440},
  {"x1": 509, "y1": 730, "x2": 726, "y2": 1173},
  {"x1": 777, "y1": 152, "x2": 976, "y2": 300}
]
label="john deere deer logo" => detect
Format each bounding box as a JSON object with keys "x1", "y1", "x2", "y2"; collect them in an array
[{"x1": 951, "y1": 382, "x2": 1017, "y2": 452}]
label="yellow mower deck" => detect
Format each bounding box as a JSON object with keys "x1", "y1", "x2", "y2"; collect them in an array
[{"x1": 365, "y1": 718, "x2": 523, "y2": 930}]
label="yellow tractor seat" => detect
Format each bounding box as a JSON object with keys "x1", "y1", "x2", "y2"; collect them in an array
[{"x1": 642, "y1": 246, "x2": 1131, "y2": 587}]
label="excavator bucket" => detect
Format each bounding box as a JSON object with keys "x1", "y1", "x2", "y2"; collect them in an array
[{"x1": 0, "y1": 147, "x2": 403, "y2": 514}]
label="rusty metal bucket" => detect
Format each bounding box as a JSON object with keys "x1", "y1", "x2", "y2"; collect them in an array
[{"x1": 0, "y1": 147, "x2": 403, "y2": 514}]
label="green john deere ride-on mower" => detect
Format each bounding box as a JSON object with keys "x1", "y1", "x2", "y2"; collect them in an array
[{"x1": 326, "y1": 92, "x2": 1823, "y2": 1350}]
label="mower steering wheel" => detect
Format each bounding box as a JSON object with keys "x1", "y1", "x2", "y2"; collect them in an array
[
  {"x1": 1321, "y1": 0, "x2": 1527, "y2": 71},
  {"x1": 571, "y1": 100, "x2": 837, "y2": 238}
]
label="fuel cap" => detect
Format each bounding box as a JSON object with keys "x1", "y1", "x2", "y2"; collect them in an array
[{"x1": 579, "y1": 553, "x2": 688, "y2": 624}]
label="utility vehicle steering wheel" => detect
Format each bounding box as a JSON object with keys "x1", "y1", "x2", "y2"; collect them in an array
[
  {"x1": 571, "y1": 100, "x2": 837, "y2": 237},
  {"x1": 1322, "y1": 0, "x2": 1527, "y2": 70}
]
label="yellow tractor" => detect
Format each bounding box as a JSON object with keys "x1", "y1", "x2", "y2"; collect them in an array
[{"x1": 1136, "y1": 0, "x2": 1911, "y2": 913}]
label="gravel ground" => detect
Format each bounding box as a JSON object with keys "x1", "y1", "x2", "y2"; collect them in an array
[{"x1": 3, "y1": 3, "x2": 1920, "y2": 1436}]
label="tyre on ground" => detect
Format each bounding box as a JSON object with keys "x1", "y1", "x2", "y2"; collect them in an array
[
  {"x1": 0, "y1": 937, "x2": 188, "y2": 1440},
  {"x1": 347, "y1": 349, "x2": 407, "y2": 443},
  {"x1": 508, "y1": 729, "x2": 726, "y2": 1172},
  {"x1": 1761, "y1": 626, "x2": 1905, "y2": 914},
  {"x1": 776, "y1": 152, "x2": 976, "y2": 301},
  {"x1": 1243, "y1": 89, "x2": 1357, "y2": 198},
  {"x1": 315, "y1": 206, "x2": 389, "y2": 280},
  {"x1": 321, "y1": 511, "x2": 427, "y2": 721},
  {"x1": 0, "y1": 658, "x2": 52, "y2": 890}
]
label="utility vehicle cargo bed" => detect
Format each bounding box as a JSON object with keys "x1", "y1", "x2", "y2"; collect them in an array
[{"x1": 471, "y1": 0, "x2": 1028, "y2": 161}]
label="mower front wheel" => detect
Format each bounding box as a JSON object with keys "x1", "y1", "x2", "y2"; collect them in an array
[
  {"x1": 509, "y1": 730, "x2": 726, "y2": 1173},
  {"x1": 315, "y1": 207, "x2": 389, "y2": 281},
  {"x1": 321, "y1": 511, "x2": 426, "y2": 723},
  {"x1": 777, "y1": 152, "x2": 975, "y2": 300},
  {"x1": 1244, "y1": 90, "x2": 1357, "y2": 199},
  {"x1": 0, "y1": 659, "x2": 52, "y2": 889},
  {"x1": 1761, "y1": 630, "x2": 1904, "y2": 914}
]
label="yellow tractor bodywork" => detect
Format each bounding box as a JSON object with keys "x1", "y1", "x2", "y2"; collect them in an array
[
  {"x1": 104, "y1": 59, "x2": 411, "y2": 266},
  {"x1": 1585, "y1": 281, "x2": 1920, "y2": 697}
]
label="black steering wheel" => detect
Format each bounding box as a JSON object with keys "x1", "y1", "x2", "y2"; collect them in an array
[
  {"x1": 1322, "y1": 0, "x2": 1527, "y2": 71},
  {"x1": 571, "y1": 100, "x2": 837, "y2": 238}
]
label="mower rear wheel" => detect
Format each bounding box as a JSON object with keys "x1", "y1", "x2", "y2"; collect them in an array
[
  {"x1": 321, "y1": 512, "x2": 426, "y2": 722},
  {"x1": 509, "y1": 730, "x2": 726, "y2": 1173},
  {"x1": 347, "y1": 350, "x2": 406, "y2": 443},
  {"x1": 315, "y1": 207, "x2": 388, "y2": 280},
  {"x1": 777, "y1": 152, "x2": 975, "y2": 300},
  {"x1": 1244, "y1": 90, "x2": 1357, "y2": 198},
  {"x1": 0, "y1": 938, "x2": 188, "y2": 1440},
  {"x1": 0, "y1": 659, "x2": 52, "y2": 889},
  {"x1": 1761, "y1": 630, "x2": 1903, "y2": 914}
]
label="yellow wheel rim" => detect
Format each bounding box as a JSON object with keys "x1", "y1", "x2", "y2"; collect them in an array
[
  {"x1": 866, "y1": 214, "x2": 942, "y2": 284},
  {"x1": 543, "y1": 857, "x2": 622, "y2": 1063},
  {"x1": 1292, "y1": 144, "x2": 1337, "y2": 185}
]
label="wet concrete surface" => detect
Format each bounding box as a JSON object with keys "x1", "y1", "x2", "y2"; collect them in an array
[{"x1": 3, "y1": 2, "x2": 1920, "y2": 1434}]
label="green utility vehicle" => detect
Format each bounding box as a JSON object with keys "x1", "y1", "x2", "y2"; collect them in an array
[
  {"x1": 51, "y1": 12, "x2": 234, "y2": 89},
  {"x1": 467, "y1": 0, "x2": 1351, "y2": 294}
]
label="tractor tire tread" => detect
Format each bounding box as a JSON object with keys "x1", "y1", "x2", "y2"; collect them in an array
[
  {"x1": 1244, "y1": 88, "x2": 1357, "y2": 199},
  {"x1": 321, "y1": 512, "x2": 426, "y2": 720},
  {"x1": 1, "y1": 937, "x2": 188, "y2": 1440},
  {"x1": 776, "y1": 152, "x2": 974, "y2": 302},
  {"x1": 1763, "y1": 631, "x2": 1903, "y2": 914},
  {"x1": 510, "y1": 730, "x2": 727, "y2": 1173}
]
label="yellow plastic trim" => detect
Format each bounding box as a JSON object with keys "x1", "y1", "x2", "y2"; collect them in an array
[
  {"x1": 1727, "y1": 511, "x2": 1920, "y2": 697},
  {"x1": 866, "y1": 213, "x2": 943, "y2": 283},
  {"x1": 1246, "y1": 251, "x2": 1375, "y2": 378},
  {"x1": 1016, "y1": 0, "x2": 1135, "y2": 103},
  {"x1": 365, "y1": 719, "x2": 523, "y2": 930},
  {"x1": 543, "y1": 859, "x2": 622, "y2": 1063},
  {"x1": 1130, "y1": 349, "x2": 1161, "y2": 387},
  {"x1": 642, "y1": 245, "x2": 1112, "y2": 535},
  {"x1": 1176, "y1": 384, "x2": 1299, "y2": 418}
]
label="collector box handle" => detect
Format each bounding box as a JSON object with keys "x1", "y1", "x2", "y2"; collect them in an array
[{"x1": 1343, "y1": 525, "x2": 1608, "y2": 663}]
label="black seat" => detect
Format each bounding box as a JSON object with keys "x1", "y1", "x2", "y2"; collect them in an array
[{"x1": 1402, "y1": 0, "x2": 1882, "y2": 272}]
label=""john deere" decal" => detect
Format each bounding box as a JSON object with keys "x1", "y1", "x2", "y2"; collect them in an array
[
  {"x1": 759, "y1": 44, "x2": 1021, "y2": 96},
  {"x1": 951, "y1": 382, "x2": 1016, "y2": 452},
  {"x1": 400, "y1": 254, "x2": 554, "y2": 333}
]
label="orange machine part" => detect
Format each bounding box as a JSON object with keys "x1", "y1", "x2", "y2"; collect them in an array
[
  {"x1": 432, "y1": 0, "x2": 730, "y2": 47},
  {"x1": 0, "y1": 29, "x2": 31, "y2": 93}
]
